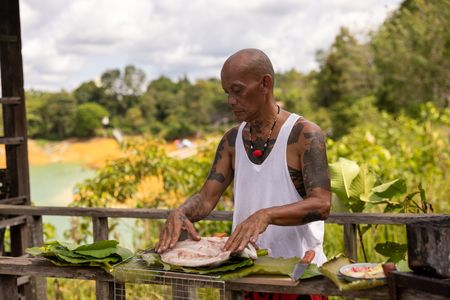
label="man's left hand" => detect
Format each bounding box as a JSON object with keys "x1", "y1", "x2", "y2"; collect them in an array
[{"x1": 224, "y1": 209, "x2": 270, "y2": 253}]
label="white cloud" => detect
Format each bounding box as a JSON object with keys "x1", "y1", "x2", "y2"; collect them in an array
[{"x1": 20, "y1": 0, "x2": 402, "y2": 91}]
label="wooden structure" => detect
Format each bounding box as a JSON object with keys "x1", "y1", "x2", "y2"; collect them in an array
[
  {"x1": 0, "y1": 0, "x2": 40, "y2": 299},
  {"x1": 0, "y1": 206, "x2": 449, "y2": 299},
  {"x1": 0, "y1": 1, "x2": 449, "y2": 299}
]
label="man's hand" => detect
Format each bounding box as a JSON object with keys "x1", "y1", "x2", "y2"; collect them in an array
[
  {"x1": 155, "y1": 209, "x2": 200, "y2": 253},
  {"x1": 224, "y1": 209, "x2": 270, "y2": 253}
]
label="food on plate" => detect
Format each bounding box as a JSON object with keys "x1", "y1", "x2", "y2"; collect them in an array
[
  {"x1": 340, "y1": 263, "x2": 385, "y2": 279},
  {"x1": 160, "y1": 237, "x2": 257, "y2": 267}
]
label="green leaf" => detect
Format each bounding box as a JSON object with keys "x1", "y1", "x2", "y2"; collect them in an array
[
  {"x1": 329, "y1": 158, "x2": 360, "y2": 200},
  {"x1": 372, "y1": 178, "x2": 406, "y2": 199},
  {"x1": 26, "y1": 247, "x2": 45, "y2": 256},
  {"x1": 220, "y1": 256, "x2": 321, "y2": 281},
  {"x1": 115, "y1": 246, "x2": 134, "y2": 261},
  {"x1": 182, "y1": 257, "x2": 254, "y2": 275},
  {"x1": 375, "y1": 242, "x2": 407, "y2": 263},
  {"x1": 74, "y1": 240, "x2": 119, "y2": 258}
]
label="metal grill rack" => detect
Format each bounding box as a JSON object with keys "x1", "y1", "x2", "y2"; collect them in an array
[{"x1": 113, "y1": 257, "x2": 226, "y2": 300}]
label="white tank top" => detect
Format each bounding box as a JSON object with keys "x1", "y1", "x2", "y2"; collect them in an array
[{"x1": 233, "y1": 113, "x2": 326, "y2": 265}]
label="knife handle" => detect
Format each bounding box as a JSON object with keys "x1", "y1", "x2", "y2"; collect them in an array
[{"x1": 300, "y1": 250, "x2": 315, "y2": 264}]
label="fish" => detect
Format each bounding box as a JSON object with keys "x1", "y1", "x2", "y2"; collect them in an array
[{"x1": 160, "y1": 237, "x2": 257, "y2": 267}]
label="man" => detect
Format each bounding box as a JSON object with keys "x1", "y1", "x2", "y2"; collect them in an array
[{"x1": 156, "y1": 48, "x2": 330, "y2": 267}]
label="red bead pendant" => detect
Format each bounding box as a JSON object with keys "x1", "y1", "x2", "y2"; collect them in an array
[{"x1": 252, "y1": 149, "x2": 264, "y2": 157}]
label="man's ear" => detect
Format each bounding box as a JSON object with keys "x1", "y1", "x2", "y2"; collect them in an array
[{"x1": 260, "y1": 74, "x2": 273, "y2": 93}]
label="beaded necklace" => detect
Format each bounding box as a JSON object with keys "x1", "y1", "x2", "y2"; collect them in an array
[{"x1": 249, "y1": 104, "x2": 280, "y2": 158}]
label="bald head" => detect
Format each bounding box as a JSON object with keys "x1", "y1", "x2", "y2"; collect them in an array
[{"x1": 221, "y1": 48, "x2": 275, "y2": 82}]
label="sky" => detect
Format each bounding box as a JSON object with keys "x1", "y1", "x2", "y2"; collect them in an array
[{"x1": 20, "y1": 0, "x2": 403, "y2": 91}]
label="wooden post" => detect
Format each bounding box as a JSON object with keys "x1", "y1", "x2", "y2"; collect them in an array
[
  {"x1": 0, "y1": 275, "x2": 19, "y2": 300},
  {"x1": 30, "y1": 216, "x2": 47, "y2": 300},
  {"x1": 343, "y1": 223, "x2": 357, "y2": 261},
  {"x1": 92, "y1": 217, "x2": 114, "y2": 299}
]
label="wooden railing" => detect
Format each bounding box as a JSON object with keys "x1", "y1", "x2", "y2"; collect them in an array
[{"x1": 0, "y1": 204, "x2": 448, "y2": 299}]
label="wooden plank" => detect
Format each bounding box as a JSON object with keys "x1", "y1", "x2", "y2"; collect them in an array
[
  {"x1": 0, "y1": 256, "x2": 113, "y2": 281},
  {"x1": 343, "y1": 223, "x2": 357, "y2": 261},
  {"x1": 389, "y1": 271, "x2": 450, "y2": 299},
  {"x1": 0, "y1": 97, "x2": 20, "y2": 104},
  {"x1": 0, "y1": 275, "x2": 19, "y2": 300},
  {"x1": 229, "y1": 275, "x2": 298, "y2": 286},
  {"x1": 227, "y1": 277, "x2": 388, "y2": 299},
  {"x1": 0, "y1": 205, "x2": 448, "y2": 224},
  {"x1": 0, "y1": 215, "x2": 27, "y2": 229},
  {"x1": 0, "y1": 257, "x2": 391, "y2": 298},
  {"x1": 0, "y1": 35, "x2": 17, "y2": 42},
  {"x1": 0, "y1": 137, "x2": 24, "y2": 145},
  {"x1": 0, "y1": 195, "x2": 27, "y2": 205}
]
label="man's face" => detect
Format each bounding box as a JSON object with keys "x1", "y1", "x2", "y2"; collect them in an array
[{"x1": 221, "y1": 63, "x2": 264, "y2": 122}]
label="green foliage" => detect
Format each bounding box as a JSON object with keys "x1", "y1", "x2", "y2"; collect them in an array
[
  {"x1": 26, "y1": 240, "x2": 133, "y2": 271},
  {"x1": 375, "y1": 242, "x2": 407, "y2": 263},
  {"x1": 372, "y1": 0, "x2": 450, "y2": 113},
  {"x1": 73, "y1": 103, "x2": 109, "y2": 137}
]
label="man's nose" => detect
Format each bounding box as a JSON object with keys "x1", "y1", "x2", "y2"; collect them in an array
[{"x1": 228, "y1": 94, "x2": 238, "y2": 105}]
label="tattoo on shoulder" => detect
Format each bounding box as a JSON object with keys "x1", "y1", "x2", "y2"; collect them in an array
[
  {"x1": 207, "y1": 138, "x2": 226, "y2": 183},
  {"x1": 227, "y1": 127, "x2": 238, "y2": 147},
  {"x1": 287, "y1": 122, "x2": 304, "y2": 145},
  {"x1": 303, "y1": 131, "x2": 331, "y2": 191}
]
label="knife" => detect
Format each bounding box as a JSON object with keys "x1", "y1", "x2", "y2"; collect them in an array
[{"x1": 292, "y1": 250, "x2": 316, "y2": 281}]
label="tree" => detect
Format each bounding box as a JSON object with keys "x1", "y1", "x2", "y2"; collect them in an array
[
  {"x1": 315, "y1": 27, "x2": 379, "y2": 108},
  {"x1": 73, "y1": 103, "x2": 109, "y2": 137},
  {"x1": 44, "y1": 92, "x2": 77, "y2": 139},
  {"x1": 372, "y1": 0, "x2": 450, "y2": 113}
]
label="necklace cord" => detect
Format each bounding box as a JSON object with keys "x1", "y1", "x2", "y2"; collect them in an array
[{"x1": 249, "y1": 104, "x2": 280, "y2": 157}]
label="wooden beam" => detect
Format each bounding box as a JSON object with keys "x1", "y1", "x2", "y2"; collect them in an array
[
  {"x1": 0, "y1": 215, "x2": 27, "y2": 229},
  {"x1": 0, "y1": 205, "x2": 449, "y2": 224},
  {"x1": 0, "y1": 257, "x2": 390, "y2": 299},
  {"x1": 0, "y1": 137, "x2": 23, "y2": 145},
  {"x1": 0, "y1": 97, "x2": 21, "y2": 104},
  {"x1": 0, "y1": 196, "x2": 27, "y2": 205},
  {"x1": 0, "y1": 35, "x2": 17, "y2": 42},
  {"x1": 0, "y1": 256, "x2": 113, "y2": 281}
]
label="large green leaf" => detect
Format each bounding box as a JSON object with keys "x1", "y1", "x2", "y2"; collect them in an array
[
  {"x1": 372, "y1": 179, "x2": 406, "y2": 199},
  {"x1": 329, "y1": 158, "x2": 360, "y2": 200},
  {"x1": 374, "y1": 242, "x2": 407, "y2": 263},
  {"x1": 182, "y1": 257, "x2": 254, "y2": 275},
  {"x1": 74, "y1": 240, "x2": 119, "y2": 258},
  {"x1": 220, "y1": 256, "x2": 321, "y2": 281}
]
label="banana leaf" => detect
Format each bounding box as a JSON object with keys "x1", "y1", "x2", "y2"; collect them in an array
[
  {"x1": 319, "y1": 254, "x2": 386, "y2": 291},
  {"x1": 219, "y1": 256, "x2": 321, "y2": 281}
]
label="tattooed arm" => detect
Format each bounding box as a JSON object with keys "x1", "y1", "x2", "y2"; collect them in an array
[
  {"x1": 156, "y1": 128, "x2": 237, "y2": 253},
  {"x1": 263, "y1": 120, "x2": 331, "y2": 225},
  {"x1": 225, "y1": 120, "x2": 331, "y2": 252}
]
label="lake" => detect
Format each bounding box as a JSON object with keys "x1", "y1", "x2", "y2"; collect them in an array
[{"x1": 30, "y1": 163, "x2": 135, "y2": 249}]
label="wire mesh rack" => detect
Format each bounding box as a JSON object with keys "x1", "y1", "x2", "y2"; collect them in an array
[{"x1": 113, "y1": 256, "x2": 226, "y2": 300}]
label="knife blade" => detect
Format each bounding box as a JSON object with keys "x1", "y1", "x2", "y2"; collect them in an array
[{"x1": 292, "y1": 250, "x2": 315, "y2": 281}]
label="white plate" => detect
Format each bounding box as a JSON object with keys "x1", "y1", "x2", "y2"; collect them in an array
[{"x1": 339, "y1": 263, "x2": 386, "y2": 282}]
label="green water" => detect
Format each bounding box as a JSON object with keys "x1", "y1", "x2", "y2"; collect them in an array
[
  {"x1": 30, "y1": 163, "x2": 95, "y2": 241},
  {"x1": 29, "y1": 163, "x2": 135, "y2": 249}
]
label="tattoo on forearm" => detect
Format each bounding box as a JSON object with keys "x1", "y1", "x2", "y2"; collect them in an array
[
  {"x1": 302, "y1": 211, "x2": 323, "y2": 224},
  {"x1": 180, "y1": 194, "x2": 209, "y2": 222},
  {"x1": 287, "y1": 122, "x2": 304, "y2": 144},
  {"x1": 288, "y1": 166, "x2": 306, "y2": 198},
  {"x1": 303, "y1": 132, "x2": 331, "y2": 192},
  {"x1": 207, "y1": 138, "x2": 226, "y2": 183}
]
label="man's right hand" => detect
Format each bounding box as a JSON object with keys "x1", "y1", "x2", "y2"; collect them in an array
[{"x1": 155, "y1": 209, "x2": 200, "y2": 253}]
